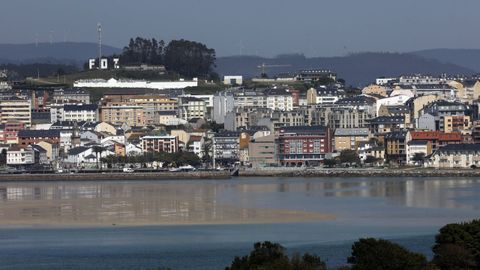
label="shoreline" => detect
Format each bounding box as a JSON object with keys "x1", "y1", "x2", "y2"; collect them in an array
[
  {"x1": 238, "y1": 168, "x2": 480, "y2": 178},
  {"x1": 0, "y1": 171, "x2": 231, "y2": 182},
  {"x1": 0, "y1": 168, "x2": 479, "y2": 181}
]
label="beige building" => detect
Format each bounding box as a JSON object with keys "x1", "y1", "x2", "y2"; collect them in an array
[
  {"x1": 130, "y1": 95, "x2": 177, "y2": 125},
  {"x1": 334, "y1": 128, "x2": 370, "y2": 151},
  {"x1": 362, "y1": 84, "x2": 387, "y2": 97},
  {"x1": 0, "y1": 97, "x2": 32, "y2": 127},
  {"x1": 100, "y1": 105, "x2": 145, "y2": 127},
  {"x1": 248, "y1": 134, "x2": 276, "y2": 168},
  {"x1": 95, "y1": 122, "x2": 117, "y2": 135},
  {"x1": 450, "y1": 80, "x2": 480, "y2": 103},
  {"x1": 178, "y1": 97, "x2": 206, "y2": 120},
  {"x1": 170, "y1": 129, "x2": 207, "y2": 145},
  {"x1": 156, "y1": 111, "x2": 178, "y2": 125},
  {"x1": 444, "y1": 115, "x2": 471, "y2": 133},
  {"x1": 412, "y1": 94, "x2": 439, "y2": 120},
  {"x1": 36, "y1": 141, "x2": 59, "y2": 162}
]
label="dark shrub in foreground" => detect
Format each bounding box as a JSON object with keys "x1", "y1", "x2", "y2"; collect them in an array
[
  {"x1": 225, "y1": 241, "x2": 326, "y2": 270},
  {"x1": 347, "y1": 238, "x2": 427, "y2": 270}
]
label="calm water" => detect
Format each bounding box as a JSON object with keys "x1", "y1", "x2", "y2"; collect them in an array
[{"x1": 0, "y1": 177, "x2": 480, "y2": 269}]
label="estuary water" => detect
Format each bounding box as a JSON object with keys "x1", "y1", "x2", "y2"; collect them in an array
[{"x1": 0, "y1": 177, "x2": 479, "y2": 269}]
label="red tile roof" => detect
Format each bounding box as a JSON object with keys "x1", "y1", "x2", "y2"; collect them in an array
[{"x1": 410, "y1": 131, "x2": 461, "y2": 141}]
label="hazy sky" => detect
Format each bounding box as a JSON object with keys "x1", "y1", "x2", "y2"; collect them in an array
[{"x1": 1, "y1": 0, "x2": 480, "y2": 57}]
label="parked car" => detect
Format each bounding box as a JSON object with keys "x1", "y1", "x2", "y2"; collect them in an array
[{"x1": 123, "y1": 168, "x2": 134, "y2": 173}]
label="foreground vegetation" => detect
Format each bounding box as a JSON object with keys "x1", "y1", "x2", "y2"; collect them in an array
[{"x1": 157, "y1": 219, "x2": 480, "y2": 270}]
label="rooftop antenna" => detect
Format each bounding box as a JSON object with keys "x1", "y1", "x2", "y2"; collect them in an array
[{"x1": 97, "y1": 23, "x2": 102, "y2": 67}]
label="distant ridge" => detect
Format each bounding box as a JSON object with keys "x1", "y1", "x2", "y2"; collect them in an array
[
  {"x1": 0, "y1": 42, "x2": 121, "y2": 66},
  {"x1": 0, "y1": 42, "x2": 478, "y2": 86},
  {"x1": 216, "y1": 52, "x2": 475, "y2": 86},
  {"x1": 411, "y1": 48, "x2": 480, "y2": 73}
]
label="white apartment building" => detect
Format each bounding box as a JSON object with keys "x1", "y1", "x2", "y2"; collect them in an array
[
  {"x1": 430, "y1": 144, "x2": 480, "y2": 169},
  {"x1": 178, "y1": 97, "x2": 206, "y2": 120},
  {"x1": 7, "y1": 146, "x2": 35, "y2": 166},
  {"x1": 213, "y1": 92, "x2": 234, "y2": 124},
  {"x1": 233, "y1": 90, "x2": 266, "y2": 108},
  {"x1": 63, "y1": 104, "x2": 99, "y2": 122},
  {"x1": 265, "y1": 89, "x2": 293, "y2": 111}
]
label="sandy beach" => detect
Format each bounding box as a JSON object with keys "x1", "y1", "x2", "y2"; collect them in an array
[{"x1": 0, "y1": 181, "x2": 334, "y2": 227}]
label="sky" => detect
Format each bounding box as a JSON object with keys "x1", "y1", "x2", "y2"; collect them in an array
[{"x1": 1, "y1": 0, "x2": 480, "y2": 57}]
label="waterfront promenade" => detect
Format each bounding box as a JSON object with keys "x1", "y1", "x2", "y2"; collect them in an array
[{"x1": 0, "y1": 167, "x2": 479, "y2": 181}]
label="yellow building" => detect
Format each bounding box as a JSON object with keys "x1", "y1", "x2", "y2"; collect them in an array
[
  {"x1": 444, "y1": 115, "x2": 471, "y2": 133},
  {"x1": 334, "y1": 128, "x2": 370, "y2": 151},
  {"x1": 100, "y1": 105, "x2": 145, "y2": 127},
  {"x1": 0, "y1": 97, "x2": 31, "y2": 127}
]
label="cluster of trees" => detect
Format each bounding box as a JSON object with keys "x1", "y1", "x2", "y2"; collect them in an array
[
  {"x1": 222, "y1": 219, "x2": 480, "y2": 270},
  {"x1": 118, "y1": 37, "x2": 218, "y2": 80},
  {"x1": 323, "y1": 150, "x2": 382, "y2": 168},
  {"x1": 226, "y1": 242, "x2": 326, "y2": 270},
  {"x1": 324, "y1": 150, "x2": 360, "y2": 168},
  {"x1": 100, "y1": 151, "x2": 201, "y2": 168}
]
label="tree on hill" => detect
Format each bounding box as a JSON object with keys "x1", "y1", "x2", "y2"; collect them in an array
[
  {"x1": 225, "y1": 241, "x2": 326, "y2": 270},
  {"x1": 432, "y1": 219, "x2": 480, "y2": 269},
  {"x1": 116, "y1": 37, "x2": 217, "y2": 80},
  {"x1": 164, "y1": 39, "x2": 217, "y2": 79}
]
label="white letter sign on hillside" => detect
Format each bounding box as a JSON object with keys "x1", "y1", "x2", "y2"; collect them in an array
[
  {"x1": 88, "y1": 58, "x2": 120, "y2": 70},
  {"x1": 89, "y1": 59, "x2": 96, "y2": 70}
]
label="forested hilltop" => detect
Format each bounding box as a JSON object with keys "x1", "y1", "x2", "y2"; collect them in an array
[{"x1": 110, "y1": 37, "x2": 218, "y2": 80}]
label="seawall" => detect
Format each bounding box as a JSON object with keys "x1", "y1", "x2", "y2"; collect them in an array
[
  {"x1": 0, "y1": 171, "x2": 231, "y2": 182},
  {"x1": 239, "y1": 168, "x2": 480, "y2": 177}
]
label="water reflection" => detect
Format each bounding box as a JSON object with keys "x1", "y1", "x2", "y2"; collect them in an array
[{"x1": 0, "y1": 177, "x2": 479, "y2": 226}]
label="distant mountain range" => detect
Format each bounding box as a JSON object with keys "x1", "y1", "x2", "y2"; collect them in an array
[
  {"x1": 411, "y1": 49, "x2": 480, "y2": 73},
  {"x1": 0, "y1": 42, "x2": 121, "y2": 66},
  {"x1": 0, "y1": 42, "x2": 479, "y2": 85},
  {"x1": 216, "y1": 53, "x2": 475, "y2": 86}
]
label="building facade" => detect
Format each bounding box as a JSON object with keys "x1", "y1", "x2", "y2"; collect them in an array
[
  {"x1": 276, "y1": 125, "x2": 332, "y2": 166},
  {"x1": 140, "y1": 136, "x2": 179, "y2": 153}
]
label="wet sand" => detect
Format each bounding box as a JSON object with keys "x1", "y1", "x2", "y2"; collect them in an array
[{"x1": 0, "y1": 181, "x2": 334, "y2": 227}]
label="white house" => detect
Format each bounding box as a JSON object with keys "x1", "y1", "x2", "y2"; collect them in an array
[
  {"x1": 265, "y1": 89, "x2": 293, "y2": 111},
  {"x1": 126, "y1": 143, "x2": 142, "y2": 156},
  {"x1": 7, "y1": 146, "x2": 35, "y2": 166},
  {"x1": 101, "y1": 135, "x2": 126, "y2": 145},
  {"x1": 376, "y1": 95, "x2": 411, "y2": 115},
  {"x1": 65, "y1": 146, "x2": 114, "y2": 167}
]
